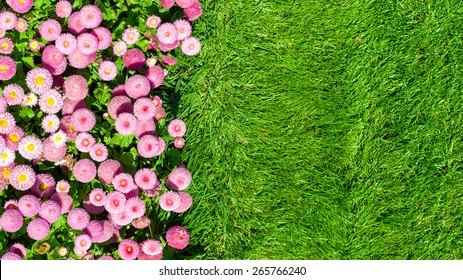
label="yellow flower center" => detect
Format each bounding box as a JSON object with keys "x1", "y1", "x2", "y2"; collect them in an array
[
  {"x1": 35, "y1": 76, "x2": 45, "y2": 86},
  {"x1": 129, "y1": 33, "x2": 134, "y2": 39},
  {"x1": 165, "y1": 32, "x2": 170, "y2": 37},
  {"x1": 47, "y1": 121, "x2": 54, "y2": 127},
  {"x1": 117, "y1": 46, "x2": 122, "y2": 51},
  {"x1": 153, "y1": 100, "x2": 158, "y2": 106},
  {"x1": 55, "y1": 135, "x2": 62, "y2": 142},
  {"x1": 61, "y1": 7, "x2": 67, "y2": 12},
  {"x1": 127, "y1": 247, "x2": 132, "y2": 253},
  {"x1": 68, "y1": 124, "x2": 75, "y2": 133},
  {"x1": 9, "y1": 92, "x2": 16, "y2": 99},
  {"x1": 18, "y1": 22, "x2": 24, "y2": 29},
  {"x1": 80, "y1": 240, "x2": 87, "y2": 246},
  {"x1": 30, "y1": 42, "x2": 38, "y2": 49},
  {"x1": 19, "y1": 0, "x2": 25, "y2": 3},
  {"x1": 104, "y1": 68, "x2": 111, "y2": 74},
  {"x1": 49, "y1": 28, "x2": 54, "y2": 34},
  {"x1": 26, "y1": 143, "x2": 35, "y2": 152},
  {"x1": 189, "y1": 44, "x2": 195, "y2": 50},
  {"x1": 3, "y1": 169, "x2": 11, "y2": 178},
  {"x1": 27, "y1": 96, "x2": 33, "y2": 103},
  {"x1": 18, "y1": 174, "x2": 28, "y2": 183},
  {"x1": 1, "y1": 43, "x2": 8, "y2": 49},
  {"x1": 64, "y1": 41, "x2": 69, "y2": 47},
  {"x1": 59, "y1": 184, "x2": 66, "y2": 191},
  {"x1": 0, "y1": 119, "x2": 9, "y2": 127},
  {"x1": 120, "y1": 180, "x2": 126, "y2": 186},
  {"x1": 175, "y1": 126, "x2": 180, "y2": 131},
  {"x1": 95, "y1": 194, "x2": 101, "y2": 201},
  {"x1": 9, "y1": 133, "x2": 19, "y2": 143},
  {"x1": 151, "y1": 19, "x2": 157, "y2": 25},
  {"x1": 82, "y1": 140, "x2": 89, "y2": 146},
  {"x1": 39, "y1": 183, "x2": 48, "y2": 191},
  {"x1": 114, "y1": 200, "x2": 119, "y2": 206},
  {"x1": 179, "y1": 28, "x2": 184, "y2": 33},
  {"x1": 0, "y1": 65, "x2": 9, "y2": 71},
  {"x1": 47, "y1": 97, "x2": 55, "y2": 107},
  {"x1": 96, "y1": 150, "x2": 102, "y2": 155},
  {"x1": 85, "y1": 43, "x2": 89, "y2": 48},
  {"x1": 1, "y1": 152, "x2": 8, "y2": 159}
]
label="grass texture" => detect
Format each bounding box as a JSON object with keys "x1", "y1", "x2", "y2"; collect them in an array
[{"x1": 171, "y1": 0, "x2": 463, "y2": 259}]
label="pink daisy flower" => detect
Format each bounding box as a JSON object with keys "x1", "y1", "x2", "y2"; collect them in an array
[
  {"x1": 91, "y1": 27, "x2": 112, "y2": 50},
  {"x1": 80, "y1": 5, "x2": 103, "y2": 29},
  {"x1": 89, "y1": 143, "x2": 108, "y2": 162},
  {"x1": 0, "y1": 112, "x2": 15, "y2": 134},
  {"x1": 112, "y1": 85, "x2": 127, "y2": 97},
  {"x1": 134, "y1": 168, "x2": 157, "y2": 190},
  {"x1": 146, "y1": 15, "x2": 161, "y2": 28},
  {"x1": 104, "y1": 191, "x2": 126, "y2": 214},
  {"x1": 56, "y1": 1, "x2": 72, "y2": 18},
  {"x1": 10, "y1": 243, "x2": 26, "y2": 259},
  {"x1": 26, "y1": 68, "x2": 53, "y2": 94},
  {"x1": 28, "y1": 39, "x2": 40, "y2": 51},
  {"x1": 166, "y1": 166, "x2": 192, "y2": 191},
  {"x1": 122, "y1": 48, "x2": 145, "y2": 71},
  {"x1": 18, "y1": 135, "x2": 42, "y2": 160},
  {"x1": 152, "y1": 95, "x2": 163, "y2": 109},
  {"x1": 1, "y1": 209, "x2": 23, "y2": 233},
  {"x1": 39, "y1": 89, "x2": 64, "y2": 114},
  {"x1": 39, "y1": 200, "x2": 61, "y2": 223},
  {"x1": 67, "y1": 208, "x2": 90, "y2": 230},
  {"x1": 68, "y1": 50, "x2": 90, "y2": 69},
  {"x1": 42, "y1": 137, "x2": 67, "y2": 163},
  {"x1": 73, "y1": 247, "x2": 87, "y2": 257},
  {"x1": 174, "y1": 19, "x2": 192, "y2": 40},
  {"x1": 146, "y1": 57, "x2": 157, "y2": 68},
  {"x1": 173, "y1": 192, "x2": 192, "y2": 213},
  {"x1": 0, "y1": 55, "x2": 16, "y2": 81},
  {"x1": 50, "y1": 130, "x2": 67, "y2": 147},
  {"x1": 1, "y1": 252, "x2": 22, "y2": 260},
  {"x1": 176, "y1": 0, "x2": 194, "y2": 8},
  {"x1": 125, "y1": 197, "x2": 146, "y2": 219},
  {"x1": 0, "y1": 37, "x2": 13, "y2": 55},
  {"x1": 118, "y1": 239, "x2": 140, "y2": 260},
  {"x1": 137, "y1": 135, "x2": 165, "y2": 158},
  {"x1": 39, "y1": 19, "x2": 62, "y2": 41},
  {"x1": 154, "y1": 107, "x2": 166, "y2": 121},
  {"x1": 85, "y1": 220, "x2": 113, "y2": 243},
  {"x1": 83, "y1": 200, "x2": 105, "y2": 215},
  {"x1": 110, "y1": 210, "x2": 132, "y2": 226},
  {"x1": 60, "y1": 115, "x2": 78, "y2": 140},
  {"x1": 112, "y1": 173, "x2": 135, "y2": 194},
  {"x1": 68, "y1": 12, "x2": 87, "y2": 35},
  {"x1": 158, "y1": 39, "x2": 180, "y2": 52},
  {"x1": 168, "y1": 119, "x2": 187, "y2": 137},
  {"x1": 75, "y1": 132, "x2": 96, "y2": 153},
  {"x1": 138, "y1": 252, "x2": 162, "y2": 260},
  {"x1": 55, "y1": 180, "x2": 71, "y2": 193},
  {"x1": 144, "y1": 66, "x2": 165, "y2": 89},
  {"x1": 134, "y1": 98, "x2": 156, "y2": 121},
  {"x1": 108, "y1": 96, "x2": 133, "y2": 119},
  {"x1": 41, "y1": 114, "x2": 60, "y2": 134},
  {"x1": 50, "y1": 192, "x2": 73, "y2": 214},
  {"x1": 64, "y1": 74, "x2": 88, "y2": 101},
  {"x1": 31, "y1": 173, "x2": 56, "y2": 198},
  {"x1": 41, "y1": 45, "x2": 66, "y2": 75},
  {"x1": 0, "y1": 12, "x2": 17, "y2": 31},
  {"x1": 89, "y1": 188, "x2": 106, "y2": 207},
  {"x1": 57, "y1": 247, "x2": 68, "y2": 257},
  {"x1": 157, "y1": 23, "x2": 178, "y2": 45},
  {"x1": 27, "y1": 218, "x2": 50, "y2": 240},
  {"x1": 62, "y1": 99, "x2": 85, "y2": 115},
  {"x1": 0, "y1": 148, "x2": 15, "y2": 167},
  {"x1": 122, "y1": 27, "x2": 140, "y2": 45},
  {"x1": 98, "y1": 60, "x2": 117, "y2": 81},
  {"x1": 71, "y1": 108, "x2": 96, "y2": 132},
  {"x1": 135, "y1": 119, "x2": 156, "y2": 138},
  {"x1": 113, "y1": 40, "x2": 127, "y2": 56},
  {"x1": 97, "y1": 159, "x2": 122, "y2": 185},
  {"x1": 159, "y1": 191, "x2": 180, "y2": 211},
  {"x1": 131, "y1": 216, "x2": 151, "y2": 229},
  {"x1": 0, "y1": 96, "x2": 7, "y2": 112},
  {"x1": 18, "y1": 194, "x2": 40, "y2": 217},
  {"x1": 15, "y1": 18, "x2": 28, "y2": 32},
  {"x1": 184, "y1": 0, "x2": 203, "y2": 21},
  {"x1": 141, "y1": 239, "x2": 163, "y2": 256},
  {"x1": 162, "y1": 55, "x2": 177, "y2": 66},
  {"x1": 6, "y1": 0, "x2": 34, "y2": 14},
  {"x1": 75, "y1": 234, "x2": 92, "y2": 251},
  {"x1": 3, "y1": 83, "x2": 24, "y2": 106},
  {"x1": 160, "y1": 0, "x2": 175, "y2": 9},
  {"x1": 22, "y1": 93, "x2": 38, "y2": 107},
  {"x1": 77, "y1": 33, "x2": 99, "y2": 55},
  {"x1": 55, "y1": 33, "x2": 77, "y2": 55},
  {"x1": 166, "y1": 225, "x2": 190, "y2": 250},
  {"x1": 73, "y1": 159, "x2": 96, "y2": 183},
  {"x1": 9, "y1": 165, "x2": 35, "y2": 191},
  {"x1": 181, "y1": 37, "x2": 201, "y2": 56},
  {"x1": 125, "y1": 74, "x2": 150, "y2": 99},
  {"x1": 174, "y1": 137, "x2": 185, "y2": 149},
  {"x1": 115, "y1": 113, "x2": 137, "y2": 136},
  {"x1": 125, "y1": 186, "x2": 139, "y2": 200}
]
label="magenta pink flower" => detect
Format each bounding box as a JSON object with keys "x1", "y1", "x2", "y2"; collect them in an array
[
  {"x1": 3, "y1": 126, "x2": 23, "y2": 150},
  {"x1": 157, "y1": 23, "x2": 178, "y2": 45},
  {"x1": 89, "y1": 143, "x2": 108, "y2": 162},
  {"x1": 0, "y1": 37, "x2": 13, "y2": 55},
  {"x1": 31, "y1": 173, "x2": 56, "y2": 198},
  {"x1": 56, "y1": 1, "x2": 72, "y2": 18},
  {"x1": 122, "y1": 48, "x2": 145, "y2": 71},
  {"x1": 73, "y1": 159, "x2": 96, "y2": 183},
  {"x1": 18, "y1": 135, "x2": 43, "y2": 160},
  {"x1": 184, "y1": 0, "x2": 203, "y2": 21},
  {"x1": 1, "y1": 252, "x2": 21, "y2": 260},
  {"x1": 135, "y1": 119, "x2": 156, "y2": 138},
  {"x1": 80, "y1": 5, "x2": 102, "y2": 29},
  {"x1": 110, "y1": 210, "x2": 132, "y2": 226},
  {"x1": 98, "y1": 60, "x2": 117, "y2": 81},
  {"x1": 158, "y1": 39, "x2": 180, "y2": 52},
  {"x1": 141, "y1": 239, "x2": 163, "y2": 256},
  {"x1": 39, "y1": 200, "x2": 62, "y2": 223},
  {"x1": 28, "y1": 39, "x2": 40, "y2": 51},
  {"x1": 115, "y1": 113, "x2": 137, "y2": 136},
  {"x1": 134, "y1": 98, "x2": 156, "y2": 121},
  {"x1": 166, "y1": 166, "x2": 192, "y2": 191},
  {"x1": 75, "y1": 234, "x2": 92, "y2": 251},
  {"x1": 131, "y1": 216, "x2": 151, "y2": 229},
  {"x1": 85, "y1": 220, "x2": 113, "y2": 243},
  {"x1": 137, "y1": 135, "x2": 165, "y2": 158},
  {"x1": 50, "y1": 192, "x2": 73, "y2": 214},
  {"x1": 64, "y1": 74, "x2": 88, "y2": 101},
  {"x1": 26, "y1": 68, "x2": 53, "y2": 94},
  {"x1": 181, "y1": 37, "x2": 201, "y2": 56},
  {"x1": 6, "y1": 0, "x2": 34, "y2": 14},
  {"x1": 97, "y1": 159, "x2": 123, "y2": 184},
  {"x1": 42, "y1": 115, "x2": 60, "y2": 133},
  {"x1": 91, "y1": 27, "x2": 112, "y2": 50},
  {"x1": 112, "y1": 173, "x2": 135, "y2": 194},
  {"x1": 134, "y1": 168, "x2": 157, "y2": 190},
  {"x1": 104, "y1": 191, "x2": 126, "y2": 214},
  {"x1": 1, "y1": 209, "x2": 23, "y2": 233},
  {"x1": 0, "y1": 12, "x2": 17, "y2": 30},
  {"x1": 174, "y1": 19, "x2": 192, "y2": 40},
  {"x1": 39, "y1": 19, "x2": 62, "y2": 41},
  {"x1": 0, "y1": 112, "x2": 16, "y2": 134},
  {"x1": 68, "y1": 12, "x2": 87, "y2": 34},
  {"x1": 71, "y1": 108, "x2": 96, "y2": 132},
  {"x1": 27, "y1": 218, "x2": 50, "y2": 240},
  {"x1": 68, "y1": 50, "x2": 90, "y2": 69},
  {"x1": 42, "y1": 137, "x2": 67, "y2": 163},
  {"x1": 55, "y1": 33, "x2": 77, "y2": 55},
  {"x1": 56, "y1": 180, "x2": 71, "y2": 193},
  {"x1": 83, "y1": 200, "x2": 105, "y2": 215},
  {"x1": 67, "y1": 208, "x2": 90, "y2": 230},
  {"x1": 144, "y1": 66, "x2": 165, "y2": 89},
  {"x1": 118, "y1": 239, "x2": 140, "y2": 260},
  {"x1": 9, "y1": 165, "x2": 36, "y2": 191},
  {"x1": 174, "y1": 137, "x2": 185, "y2": 149},
  {"x1": 159, "y1": 191, "x2": 180, "y2": 211},
  {"x1": 113, "y1": 40, "x2": 127, "y2": 56},
  {"x1": 173, "y1": 192, "x2": 193, "y2": 213},
  {"x1": 77, "y1": 33, "x2": 99, "y2": 55},
  {"x1": 39, "y1": 89, "x2": 64, "y2": 114},
  {"x1": 125, "y1": 74, "x2": 150, "y2": 98},
  {"x1": 18, "y1": 194, "x2": 40, "y2": 217},
  {"x1": 125, "y1": 197, "x2": 146, "y2": 219},
  {"x1": 108, "y1": 96, "x2": 133, "y2": 119},
  {"x1": 146, "y1": 15, "x2": 161, "y2": 28},
  {"x1": 4, "y1": 199, "x2": 18, "y2": 210},
  {"x1": 62, "y1": 99, "x2": 85, "y2": 116},
  {"x1": 0, "y1": 55, "x2": 16, "y2": 81},
  {"x1": 60, "y1": 115, "x2": 79, "y2": 140},
  {"x1": 162, "y1": 55, "x2": 177, "y2": 66},
  {"x1": 42, "y1": 45, "x2": 66, "y2": 75},
  {"x1": 161, "y1": 0, "x2": 175, "y2": 9},
  {"x1": 3, "y1": 84, "x2": 24, "y2": 106},
  {"x1": 168, "y1": 119, "x2": 187, "y2": 137},
  {"x1": 15, "y1": 18, "x2": 28, "y2": 32},
  {"x1": 89, "y1": 188, "x2": 106, "y2": 207},
  {"x1": 10, "y1": 243, "x2": 26, "y2": 259},
  {"x1": 176, "y1": 0, "x2": 194, "y2": 8},
  {"x1": 75, "y1": 132, "x2": 96, "y2": 153},
  {"x1": 122, "y1": 27, "x2": 140, "y2": 45},
  {"x1": 166, "y1": 225, "x2": 190, "y2": 250}
]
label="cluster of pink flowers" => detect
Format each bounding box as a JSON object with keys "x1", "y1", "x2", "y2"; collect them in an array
[{"x1": 0, "y1": 0, "x2": 202, "y2": 260}]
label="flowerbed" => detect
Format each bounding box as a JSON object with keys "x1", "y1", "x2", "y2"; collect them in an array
[{"x1": 0, "y1": 0, "x2": 202, "y2": 260}]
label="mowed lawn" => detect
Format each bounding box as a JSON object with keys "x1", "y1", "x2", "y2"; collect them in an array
[{"x1": 173, "y1": 0, "x2": 463, "y2": 259}]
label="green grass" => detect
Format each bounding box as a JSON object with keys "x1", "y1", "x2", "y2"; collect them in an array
[{"x1": 172, "y1": 0, "x2": 463, "y2": 259}]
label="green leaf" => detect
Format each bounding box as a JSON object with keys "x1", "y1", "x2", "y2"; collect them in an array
[
  {"x1": 111, "y1": 133, "x2": 135, "y2": 148},
  {"x1": 19, "y1": 106, "x2": 35, "y2": 120},
  {"x1": 22, "y1": 57, "x2": 35, "y2": 68}
]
